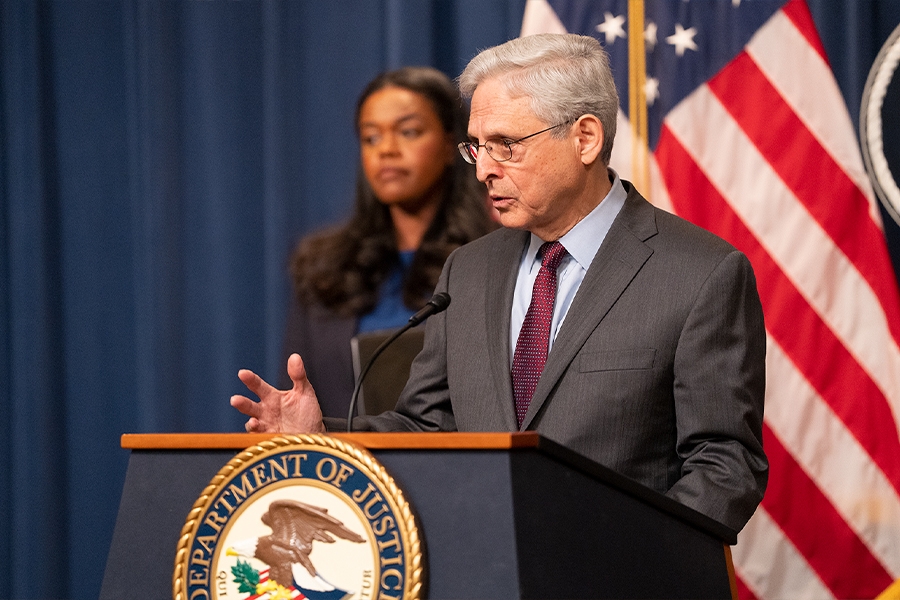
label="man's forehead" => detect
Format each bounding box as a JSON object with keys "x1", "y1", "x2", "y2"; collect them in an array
[{"x1": 468, "y1": 80, "x2": 540, "y2": 135}]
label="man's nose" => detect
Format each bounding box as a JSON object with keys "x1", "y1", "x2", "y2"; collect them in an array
[{"x1": 475, "y1": 149, "x2": 502, "y2": 182}]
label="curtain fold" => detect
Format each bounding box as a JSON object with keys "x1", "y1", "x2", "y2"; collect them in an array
[
  {"x1": 0, "y1": 1, "x2": 525, "y2": 597},
  {"x1": 2, "y1": 0, "x2": 72, "y2": 590}
]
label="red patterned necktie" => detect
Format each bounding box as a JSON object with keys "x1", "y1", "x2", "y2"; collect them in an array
[{"x1": 511, "y1": 241, "x2": 568, "y2": 427}]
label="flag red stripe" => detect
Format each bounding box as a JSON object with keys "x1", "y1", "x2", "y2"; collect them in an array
[
  {"x1": 735, "y1": 574, "x2": 760, "y2": 600},
  {"x1": 707, "y1": 51, "x2": 900, "y2": 342},
  {"x1": 761, "y1": 424, "x2": 894, "y2": 597},
  {"x1": 782, "y1": 0, "x2": 829, "y2": 65},
  {"x1": 656, "y1": 126, "x2": 900, "y2": 491},
  {"x1": 527, "y1": 1, "x2": 900, "y2": 596}
]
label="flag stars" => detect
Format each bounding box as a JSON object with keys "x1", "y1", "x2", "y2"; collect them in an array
[
  {"x1": 666, "y1": 23, "x2": 698, "y2": 56},
  {"x1": 596, "y1": 12, "x2": 626, "y2": 45},
  {"x1": 645, "y1": 22, "x2": 658, "y2": 51},
  {"x1": 644, "y1": 77, "x2": 660, "y2": 106}
]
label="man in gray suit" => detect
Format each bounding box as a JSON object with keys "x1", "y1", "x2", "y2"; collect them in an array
[{"x1": 231, "y1": 33, "x2": 767, "y2": 534}]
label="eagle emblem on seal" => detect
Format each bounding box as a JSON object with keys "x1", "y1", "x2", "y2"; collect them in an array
[{"x1": 228, "y1": 499, "x2": 365, "y2": 599}]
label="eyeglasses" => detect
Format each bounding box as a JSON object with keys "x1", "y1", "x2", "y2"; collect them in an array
[{"x1": 457, "y1": 122, "x2": 570, "y2": 164}]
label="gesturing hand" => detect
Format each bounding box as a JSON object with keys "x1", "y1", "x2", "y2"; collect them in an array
[{"x1": 230, "y1": 353, "x2": 325, "y2": 434}]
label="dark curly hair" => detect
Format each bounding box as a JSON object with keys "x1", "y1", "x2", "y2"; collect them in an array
[{"x1": 290, "y1": 66, "x2": 494, "y2": 317}]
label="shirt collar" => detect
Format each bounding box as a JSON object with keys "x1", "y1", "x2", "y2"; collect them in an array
[{"x1": 524, "y1": 169, "x2": 628, "y2": 270}]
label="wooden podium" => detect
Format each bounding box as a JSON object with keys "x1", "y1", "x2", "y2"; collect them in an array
[{"x1": 101, "y1": 432, "x2": 737, "y2": 599}]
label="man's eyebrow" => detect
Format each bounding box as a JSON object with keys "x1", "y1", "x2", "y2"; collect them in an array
[{"x1": 467, "y1": 129, "x2": 508, "y2": 142}]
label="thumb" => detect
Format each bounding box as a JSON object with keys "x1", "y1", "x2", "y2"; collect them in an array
[{"x1": 287, "y1": 353, "x2": 308, "y2": 388}]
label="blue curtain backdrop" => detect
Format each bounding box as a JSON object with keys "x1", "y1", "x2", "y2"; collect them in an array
[{"x1": 1, "y1": 1, "x2": 898, "y2": 598}]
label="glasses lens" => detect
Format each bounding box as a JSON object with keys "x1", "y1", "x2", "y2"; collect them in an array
[
  {"x1": 482, "y1": 140, "x2": 513, "y2": 162},
  {"x1": 458, "y1": 143, "x2": 477, "y2": 164}
]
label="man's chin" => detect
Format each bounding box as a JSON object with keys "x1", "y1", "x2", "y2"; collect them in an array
[{"x1": 495, "y1": 210, "x2": 528, "y2": 231}]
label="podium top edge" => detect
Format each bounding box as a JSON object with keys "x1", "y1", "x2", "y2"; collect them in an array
[
  {"x1": 120, "y1": 431, "x2": 542, "y2": 451},
  {"x1": 120, "y1": 430, "x2": 737, "y2": 543}
]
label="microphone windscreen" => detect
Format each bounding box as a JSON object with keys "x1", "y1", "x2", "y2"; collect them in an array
[{"x1": 429, "y1": 292, "x2": 451, "y2": 312}]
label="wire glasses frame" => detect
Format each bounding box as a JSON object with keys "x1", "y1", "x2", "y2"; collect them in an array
[{"x1": 457, "y1": 122, "x2": 570, "y2": 164}]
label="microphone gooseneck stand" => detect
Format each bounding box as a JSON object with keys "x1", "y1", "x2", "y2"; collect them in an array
[{"x1": 346, "y1": 292, "x2": 451, "y2": 432}]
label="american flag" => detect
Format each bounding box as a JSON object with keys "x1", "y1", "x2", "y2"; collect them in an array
[{"x1": 520, "y1": 0, "x2": 900, "y2": 597}]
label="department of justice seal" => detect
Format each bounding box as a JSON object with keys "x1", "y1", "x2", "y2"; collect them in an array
[
  {"x1": 173, "y1": 435, "x2": 423, "y2": 600},
  {"x1": 861, "y1": 21, "x2": 900, "y2": 225}
]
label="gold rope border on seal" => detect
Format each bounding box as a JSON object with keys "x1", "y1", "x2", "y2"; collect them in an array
[{"x1": 172, "y1": 433, "x2": 424, "y2": 600}]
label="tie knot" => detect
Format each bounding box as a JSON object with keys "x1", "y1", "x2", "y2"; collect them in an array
[{"x1": 539, "y1": 241, "x2": 567, "y2": 271}]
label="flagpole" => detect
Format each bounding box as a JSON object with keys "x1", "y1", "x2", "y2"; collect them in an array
[
  {"x1": 628, "y1": 0, "x2": 650, "y2": 199},
  {"x1": 876, "y1": 577, "x2": 900, "y2": 600}
]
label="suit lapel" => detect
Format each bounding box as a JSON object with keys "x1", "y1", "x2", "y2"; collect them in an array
[
  {"x1": 519, "y1": 186, "x2": 658, "y2": 430},
  {"x1": 485, "y1": 228, "x2": 530, "y2": 430}
]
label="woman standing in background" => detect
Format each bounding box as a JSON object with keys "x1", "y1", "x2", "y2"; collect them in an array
[{"x1": 281, "y1": 66, "x2": 495, "y2": 417}]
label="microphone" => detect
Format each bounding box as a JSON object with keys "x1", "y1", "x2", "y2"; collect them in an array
[{"x1": 347, "y1": 292, "x2": 451, "y2": 432}]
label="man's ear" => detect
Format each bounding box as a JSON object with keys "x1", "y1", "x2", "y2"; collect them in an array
[{"x1": 573, "y1": 114, "x2": 604, "y2": 166}]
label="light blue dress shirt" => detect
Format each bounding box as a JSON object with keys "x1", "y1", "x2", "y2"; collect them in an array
[{"x1": 510, "y1": 171, "x2": 628, "y2": 362}]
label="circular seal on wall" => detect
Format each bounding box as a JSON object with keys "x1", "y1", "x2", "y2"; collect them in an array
[
  {"x1": 173, "y1": 434, "x2": 423, "y2": 600},
  {"x1": 861, "y1": 22, "x2": 900, "y2": 225}
]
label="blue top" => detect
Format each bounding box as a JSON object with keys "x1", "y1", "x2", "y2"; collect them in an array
[{"x1": 358, "y1": 250, "x2": 417, "y2": 333}]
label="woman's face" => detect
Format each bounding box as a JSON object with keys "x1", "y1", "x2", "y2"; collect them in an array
[{"x1": 358, "y1": 86, "x2": 456, "y2": 210}]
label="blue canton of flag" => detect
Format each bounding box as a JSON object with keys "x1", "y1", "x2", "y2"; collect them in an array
[{"x1": 547, "y1": 0, "x2": 781, "y2": 147}]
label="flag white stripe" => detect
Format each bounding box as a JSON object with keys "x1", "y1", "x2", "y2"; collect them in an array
[
  {"x1": 733, "y1": 507, "x2": 835, "y2": 600},
  {"x1": 520, "y1": 0, "x2": 567, "y2": 36},
  {"x1": 745, "y1": 11, "x2": 881, "y2": 226},
  {"x1": 609, "y1": 110, "x2": 675, "y2": 214},
  {"x1": 765, "y1": 337, "x2": 900, "y2": 576},
  {"x1": 664, "y1": 84, "x2": 900, "y2": 420}
]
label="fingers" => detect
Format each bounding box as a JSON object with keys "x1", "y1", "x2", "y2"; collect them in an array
[
  {"x1": 238, "y1": 368, "x2": 274, "y2": 397},
  {"x1": 232, "y1": 355, "x2": 320, "y2": 434},
  {"x1": 230, "y1": 394, "x2": 259, "y2": 419}
]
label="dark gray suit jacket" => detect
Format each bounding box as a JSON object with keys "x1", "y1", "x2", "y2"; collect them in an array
[{"x1": 339, "y1": 181, "x2": 768, "y2": 533}]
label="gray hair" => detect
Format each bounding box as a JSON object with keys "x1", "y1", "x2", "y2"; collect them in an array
[{"x1": 458, "y1": 33, "x2": 618, "y2": 165}]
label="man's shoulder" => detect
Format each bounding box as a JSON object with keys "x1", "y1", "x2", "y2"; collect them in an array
[
  {"x1": 619, "y1": 182, "x2": 739, "y2": 258},
  {"x1": 654, "y1": 205, "x2": 737, "y2": 254}
]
